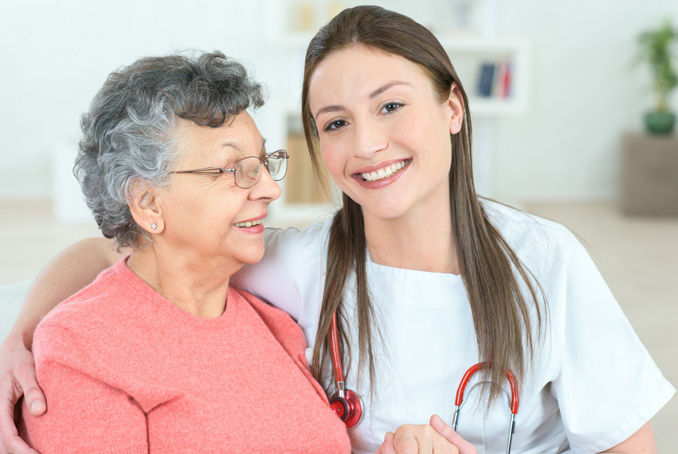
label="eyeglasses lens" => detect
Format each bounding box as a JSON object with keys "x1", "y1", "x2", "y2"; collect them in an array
[
  {"x1": 234, "y1": 157, "x2": 260, "y2": 189},
  {"x1": 267, "y1": 155, "x2": 284, "y2": 180},
  {"x1": 233, "y1": 151, "x2": 288, "y2": 188}
]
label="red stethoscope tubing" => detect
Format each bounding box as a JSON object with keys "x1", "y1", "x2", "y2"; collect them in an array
[
  {"x1": 330, "y1": 311, "x2": 344, "y2": 383},
  {"x1": 328, "y1": 310, "x2": 364, "y2": 427},
  {"x1": 452, "y1": 362, "x2": 519, "y2": 454},
  {"x1": 454, "y1": 362, "x2": 519, "y2": 414}
]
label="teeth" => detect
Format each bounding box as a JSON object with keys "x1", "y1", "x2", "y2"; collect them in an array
[
  {"x1": 234, "y1": 219, "x2": 262, "y2": 228},
  {"x1": 361, "y1": 160, "x2": 407, "y2": 182}
]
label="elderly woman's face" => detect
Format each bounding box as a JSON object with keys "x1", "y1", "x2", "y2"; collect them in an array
[{"x1": 159, "y1": 112, "x2": 280, "y2": 269}]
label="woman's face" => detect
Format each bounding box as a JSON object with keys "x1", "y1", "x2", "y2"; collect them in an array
[
  {"x1": 159, "y1": 112, "x2": 280, "y2": 269},
  {"x1": 308, "y1": 45, "x2": 462, "y2": 223}
]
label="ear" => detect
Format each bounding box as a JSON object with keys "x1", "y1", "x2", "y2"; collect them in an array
[
  {"x1": 446, "y1": 82, "x2": 465, "y2": 135},
  {"x1": 128, "y1": 179, "x2": 165, "y2": 234}
]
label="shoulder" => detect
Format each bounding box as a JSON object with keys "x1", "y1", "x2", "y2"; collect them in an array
[
  {"x1": 479, "y1": 199, "x2": 600, "y2": 316},
  {"x1": 231, "y1": 217, "x2": 333, "y2": 315},
  {"x1": 38, "y1": 264, "x2": 120, "y2": 334},
  {"x1": 241, "y1": 218, "x2": 332, "y2": 275},
  {"x1": 33, "y1": 259, "x2": 149, "y2": 365},
  {"x1": 481, "y1": 199, "x2": 581, "y2": 260},
  {"x1": 233, "y1": 286, "x2": 293, "y2": 322},
  {"x1": 230, "y1": 287, "x2": 308, "y2": 354},
  {"x1": 263, "y1": 218, "x2": 332, "y2": 256}
]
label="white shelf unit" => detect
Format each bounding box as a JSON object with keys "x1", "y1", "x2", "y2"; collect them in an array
[
  {"x1": 439, "y1": 37, "x2": 530, "y2": 119},
  {"x1": 437, "y1": 38, "x2": 530, "y2": 197}
]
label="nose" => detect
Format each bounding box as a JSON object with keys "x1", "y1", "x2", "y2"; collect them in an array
[
  {"x1": 249, "y1": 164, "x2": 282, "y2": 202},
  {"x1": 352, "y1": 117, "x2": 387, "y2": 159}
]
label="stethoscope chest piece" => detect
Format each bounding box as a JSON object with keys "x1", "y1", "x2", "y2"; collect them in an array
[{"x1": 330, "y1": 388, "x2": 364, "y2": 428}]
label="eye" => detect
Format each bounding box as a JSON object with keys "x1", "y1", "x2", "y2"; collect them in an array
[
  {"x1": 381, "y1": 101, "x2": 404, "y2": 114},
  {"x1": 323, "y1": 119, "x2": 347, "y2": 132}
]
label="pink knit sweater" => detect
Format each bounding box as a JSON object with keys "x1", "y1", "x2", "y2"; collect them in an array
[{"x1": 21, "y1": 258, "x2": 350, "y2": 453}]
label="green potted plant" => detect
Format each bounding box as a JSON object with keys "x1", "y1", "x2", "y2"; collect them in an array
[{"x1": 637, "y1": 19, "x2": 678, "y2": 135}]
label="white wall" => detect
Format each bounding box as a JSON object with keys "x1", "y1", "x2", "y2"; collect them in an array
[
  {"x1": 0, "y1": 0, "x2": 268, "y2": 198},
  {"x1": 1, "y1": 0, "x2": 677, "y2": 203},
  {"x1": 493, "y1": 0, "x2": 678, "y2": 202}
]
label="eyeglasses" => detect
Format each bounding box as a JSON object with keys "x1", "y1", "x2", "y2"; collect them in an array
[{"x1": 170, "y1": 149, "x2": 289, "y2": 189}]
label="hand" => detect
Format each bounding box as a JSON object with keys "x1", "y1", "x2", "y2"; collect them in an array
[
  {"x1": 0, "y1": 336, "x2": 44, "y2": 454},
  {"x1": 376, "y1": 415, "x2": 476, "y2": 454},
  {"x1": 376, "y1": 424, "x2": 457, "y2": 454},
  {"x1": 429, "y1": 414, "x2": 477, "y2": 454}
]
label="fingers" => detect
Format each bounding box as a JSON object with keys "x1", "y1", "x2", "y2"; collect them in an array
[
  {"x1": 11, "y1": 365, "x2": 44, "y2": 416},
  {"x1": 392, "y1": 425, "x2": 422, "y2": 454},
  {"x1": 0, "y1": 342, "x2": 44, "y2": 453},
  {"x1": 0, "y1": 366, "x2": 21, "y2": 454},
  {"x1": 376, "y1": 431, "x2": 396, "y2": 454},
  {"x1": 384, "y1": 417, "x2": 478, "y2": 454},
  {"x1": 0, "y1": 389, "x2": 39, "y2": 454},
  {"x1": 430, "y1": 415, "x2": 477, "y2": 454},
  {"x1": 1, "y1": 434, "x2": 41, "y2": 454},
  {"x1": 0, "y1": 402, "x2": 17, "y2": 453}
]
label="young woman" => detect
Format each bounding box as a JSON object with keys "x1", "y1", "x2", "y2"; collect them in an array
[{"x1": 1, "y1": 6, "x2": 673, "y2": 454}]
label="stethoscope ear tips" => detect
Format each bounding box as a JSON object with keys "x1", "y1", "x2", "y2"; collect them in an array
[{"x1": 330, "y1": 390, "x2": 363, "y2": 428}]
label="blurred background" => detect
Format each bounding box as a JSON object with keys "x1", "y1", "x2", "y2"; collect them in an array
[{"x1": 1, "y1": 0, "x2": 677, "y2": 450}]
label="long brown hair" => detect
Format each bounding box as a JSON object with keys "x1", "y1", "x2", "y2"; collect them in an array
[{"x1": 301, "y1": 5, "x2": 544, "y2": 406}]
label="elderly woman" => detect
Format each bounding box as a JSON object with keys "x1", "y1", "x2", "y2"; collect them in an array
[{"x1": 18, "y1": 51, "x2": 351, "y2": 453}]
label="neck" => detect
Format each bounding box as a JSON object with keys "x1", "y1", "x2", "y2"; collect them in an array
[
  {"x1": 363, "y1": 186, "x2": 460, "y2": 274},
  {"x1": 127, "y1": 245, "x2": 236, "y2": 319}
]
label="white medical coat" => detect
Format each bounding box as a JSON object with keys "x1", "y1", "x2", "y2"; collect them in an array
[{"x1": 232, "y1": 200, "x2": 674, "y2": 453}]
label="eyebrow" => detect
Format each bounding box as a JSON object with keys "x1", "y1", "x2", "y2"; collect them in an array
[
  {"x1": 314, "y1": 104, "x2": 344, "y2": 120},
  {"x1": 214, "y1": 138, "x2": 267, "y2": 159},
  {"x1": 313, "y1": 81, "x2": 412, "y2": 119},
  {"x1": 369, "y1": 81, "x2": 411, "y2": 99}
]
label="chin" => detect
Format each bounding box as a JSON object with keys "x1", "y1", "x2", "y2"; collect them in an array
[
  {"x1": 242, "y1": 247, "x2": 266, "y2": 265},
  {"x1": 362, "y1": 199, "x2": 410, "y2": 220}
]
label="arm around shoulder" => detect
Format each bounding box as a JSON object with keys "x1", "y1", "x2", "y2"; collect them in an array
[
  {"x1": 12, "y1": 237, "x2": 125, "y2": 350},
  {"x1": 602, "y1": 422, "x2": 656, "y2": 453},
  {"x1": 0, "y1": 237, "x2": 125, "y2": 454}
]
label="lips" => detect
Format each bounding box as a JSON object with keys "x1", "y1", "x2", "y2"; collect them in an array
[
  {"x1": 358, "y1": 160, "x2": 409, "y2": 182},
  {"x1": 352, "y1": 159, "x2": 411, "y2": 182},
  {"x1": 233, "y1": 214, "x2": 266, "y2": 229},
  {"x1": 233, "y1": 219, "x2": 262, "y2": 228}
]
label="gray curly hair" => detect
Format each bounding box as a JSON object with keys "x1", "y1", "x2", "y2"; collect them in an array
[{"x1": 75, "y1": 51, "x2": 265, "y2": 250}]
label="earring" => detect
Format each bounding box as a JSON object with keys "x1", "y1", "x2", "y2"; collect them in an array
[
  {"x1": 456, "y1": 122, "x2": 460, "y2": 127},
  {"x1": 151, "y1": 223, "x2": 157, "y2": 230}
]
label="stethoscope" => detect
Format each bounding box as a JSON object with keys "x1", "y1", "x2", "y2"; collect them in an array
[
  {"x1": 452, "y1": 362, "x2": 519, "y2": 454},
  {"x1": 328, "y1": 312, "x2": 520, "y2": 453},
  {"x1": 328, "y1": 311, "x2": 364, "y2": 427}
]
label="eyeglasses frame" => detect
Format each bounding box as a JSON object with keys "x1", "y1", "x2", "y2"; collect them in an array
[{"x1": 169, "y1": 149, "x2": 289, "y2": 189}]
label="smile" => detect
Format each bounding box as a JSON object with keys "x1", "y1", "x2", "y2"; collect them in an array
[
  {"x1": 358, "y1": 160, "x2": 410, "y2": 182},
  {"x1": 233, "y1": 219, "x2": 263, "y2": 228}
]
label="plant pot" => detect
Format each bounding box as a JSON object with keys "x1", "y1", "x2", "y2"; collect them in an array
[{"x1": 644, "y1": 111, "x2": 676, "y2": 135}]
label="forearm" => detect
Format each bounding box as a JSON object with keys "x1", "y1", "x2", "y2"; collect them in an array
[
  {"x1": 6, "y1": 237, "x2": 126, "y2": 350},
  {"x1": 600, "y1": 422, "x2": 656, "y2": 454}
]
